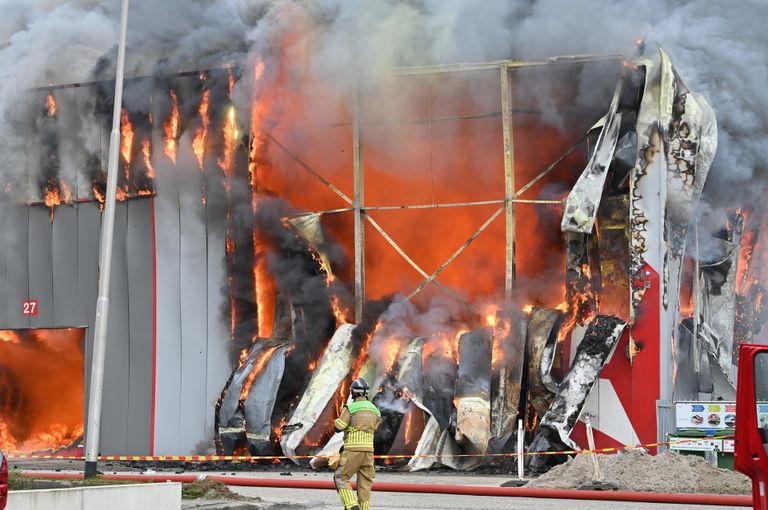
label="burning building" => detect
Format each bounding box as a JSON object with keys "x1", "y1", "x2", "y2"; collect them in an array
[{"x1": 0, "y1": 42, "x2": 757, "y2": 472}]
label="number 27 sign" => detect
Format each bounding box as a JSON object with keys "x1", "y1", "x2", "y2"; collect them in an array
[{"x1": 22, "y1": 300, "x2": 38, "y2": 316}]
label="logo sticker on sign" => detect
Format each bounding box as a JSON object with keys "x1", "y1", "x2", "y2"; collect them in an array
[{"x1": 22, "y1": 300, "x2": 38, "y2": 316}]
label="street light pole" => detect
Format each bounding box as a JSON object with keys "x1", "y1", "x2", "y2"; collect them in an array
[{"x1": 84, "y1": 0, "x2": 130, "y2": 479}]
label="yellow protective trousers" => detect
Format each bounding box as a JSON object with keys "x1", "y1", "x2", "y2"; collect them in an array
[{"x1": 334, "y1": 450, "x2": 375, "y2": 509}]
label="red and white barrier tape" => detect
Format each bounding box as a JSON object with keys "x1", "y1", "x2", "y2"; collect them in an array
[{"x1": 6, "y1": 435, "x2": 732, "y2": 462}]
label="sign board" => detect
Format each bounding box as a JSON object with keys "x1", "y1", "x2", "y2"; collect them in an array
[
  {"x1": 21, "y1": 300, "x2": 38, "y2": 316},
  {"x1": 669, "y1": 437, "x2": 735, "y2": 453},
  {"x1": 675, "y1": 401, "x2": 736, "y2": 435},
  {"x1": 757, "y1": 403, "x2": 768, "y2": 428}
]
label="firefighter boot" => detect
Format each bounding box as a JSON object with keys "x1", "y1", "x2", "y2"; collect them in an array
[
  {"x1": 359, "y1": 501, "x2": 370, "y2": 510},
  {"x1": 338, "y1": 488, "x2": 359, "y2": 510}
]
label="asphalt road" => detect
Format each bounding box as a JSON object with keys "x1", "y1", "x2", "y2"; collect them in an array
[
  {"x1": 230, "y1": 485, "x2": 746, "y2": 510},
  {"x1": 12, "y1": 463, "x2": 748, "y2": 510}
]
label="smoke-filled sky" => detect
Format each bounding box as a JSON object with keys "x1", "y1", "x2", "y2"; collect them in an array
[{"x1": 1, "y1": 0, "x2": 766, "y2": 207}]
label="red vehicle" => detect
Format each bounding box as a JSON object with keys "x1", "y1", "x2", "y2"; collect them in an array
[
  {"x1": 735, "y1": 344, "x2": 768, "y2": 509},
  {"x1": 0, "y1": 448, "x2": 7, "y2": 509}
]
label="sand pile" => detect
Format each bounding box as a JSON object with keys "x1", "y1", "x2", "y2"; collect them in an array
[{"x1": 527, "y1": 450, "x2": 752, "y2": 494}]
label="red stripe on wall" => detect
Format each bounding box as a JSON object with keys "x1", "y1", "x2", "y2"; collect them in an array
[
  {"x1": 629, "y1": 263, "x2": 661, "y2": 448},
  {"x1": 150, "y1": 198, "x2": 157, "y2": 456}
]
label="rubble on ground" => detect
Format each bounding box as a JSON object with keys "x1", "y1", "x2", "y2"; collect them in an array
[{"x1": 527, "y1": 450, "x2": 751, "y2": 494}]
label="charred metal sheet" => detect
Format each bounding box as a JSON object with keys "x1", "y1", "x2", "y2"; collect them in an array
[
  {"x1": 372, "y1": 374, "x2": 409, "y2": 456},
  {"x1": 700, "y1": 223, "x2": 743, "y2": 386},
  {"x1": 245, "y1": 345, "x2": 288, "y2": 454},
  {"x1": 422, "y1": 339, "x2": 458, "y2": 430},
  {"x1": 627, "y1": 48, "x2": 717, "y2": 406},
  {"x1": 372, "y1": 337, "x2": 424, "y2": 456},
  {"x1": 281, "y1": 323, "x2": 356, "y2": 459},
  {"x1": 216, "y1": 340, "x2": 288, "y2": 455},
  {"x1": 406, "y1": 397, "x2": 474, "y2": 471},
  {"x1": 526, "y1": 308, "x2": 563, "y2": 419},
  {"x1": 528, "y1": 316, "x2": 626, "y2": 472},
  {"x1": 490, "y1": 313, "x2": 527, "y2": 451},
  {"x1": 455, "y1": 329, "x2": 491, "y2": 454},
  {"x1": 596, "y1": 196, "x2": 631, "y2": 319},
  {"x1": 561, "y1": 78, "x2": 624, "y2": 234},
  {"x1": 288, "y1": 213, "x2": 333, "y2": 275}
]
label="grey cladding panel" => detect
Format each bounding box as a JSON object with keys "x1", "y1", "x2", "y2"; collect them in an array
[
  {"x1": 153, "y1": 160, "x2": 182, "y2": 455},
  {"x1": 125, "y1": 199, "x2": 154, "y2": 455},
  {"x1": 178, "y1": 165, "x2": 209, "y2": 454},
  {"x1": 77, "y1": 203, "x2": 100, "y2": 431},
  {"x1": 52, "y1": 205, "x2": 79, "y2": 326},
  {"x1": 27, "y1": 207, "x2": 54, "y2": 327},
  {"x1": 206, "y1": 226, "x2": 230, "y2": 441},
  {"x1": 100, "y1": 202, "x2": 130, "y2": 455},
  {"x1": 0, "y1": 206, "x2": 8, "y2": 326}
]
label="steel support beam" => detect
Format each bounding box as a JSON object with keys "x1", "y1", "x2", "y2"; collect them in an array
[
  {"x1": 353, "y1": 91, "x2": 365, "y2": 324},
  {"x1": 500, "y1": 63, "x2": 516, "y2": 310}
]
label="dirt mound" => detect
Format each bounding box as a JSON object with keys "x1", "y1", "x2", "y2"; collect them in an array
[{"x1": 527, "y1": 450, "x2": 752, "y2": 494}]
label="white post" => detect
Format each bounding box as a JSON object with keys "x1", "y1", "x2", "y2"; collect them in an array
[
  {"x1": 84, "y1": 0, "x2": 130, "y2": 478},
  {"x1": 585, "y1": 417, "x2": 603, "y2": 482},
  {"x1": 517, "y1": 419, "x2": 524, "y2": 480}
]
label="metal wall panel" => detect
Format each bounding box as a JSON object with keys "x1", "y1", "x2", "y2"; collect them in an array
[
  {"x1": 0, "y1": 206, "x2": 9, "y2": 326},
  {"x1": 178, "y1": 158, "x2": 209, "y2": 454},
  {"x1": 153, "y1": 163, "x2": 182, "y2": 455},
  {"x1": 100, "y1": 202, "x2": 130, "y2": 455},
  {"x1": 27, "y1": 207, "x2": 54, "y2": 327},
  {"x1": 125, "y1": 199, "x2": 154, "y2": 454},
  {"x1": 52, "y1": 205, "x2": 79, "y2": 326},
  {"x1": 77, "y1": 202, "x2": 101, "y2": 432},
  {"x1": 206, "y1": 223, "x2": 230, "y2": 442}
]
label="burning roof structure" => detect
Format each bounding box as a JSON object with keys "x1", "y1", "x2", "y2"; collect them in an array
[{"x1": 1, "y1": 42, "x2": 759, "y2": 473}]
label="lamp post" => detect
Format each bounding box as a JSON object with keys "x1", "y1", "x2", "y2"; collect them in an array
[{"x1": 84, "y1": 0, "x2": 130, "y2": 478}]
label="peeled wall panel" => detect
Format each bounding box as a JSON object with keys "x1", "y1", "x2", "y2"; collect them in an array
[
  {"x1": 52, "y1": 205, "x2": 79, "y2": 326},
  {"x1": 27, "y1": 207, "x2": 54, "y2": 327},
  {"x1": 125, "y1": 199, "x2": 154, "y2": 454},
  {"x1": 100, "y1": 202, "x2": 130, "y2": 455}
]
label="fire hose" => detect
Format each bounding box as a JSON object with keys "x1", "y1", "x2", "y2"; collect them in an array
[{"x1": 22, "y1": 471, "x2": 752, "y2": 506}]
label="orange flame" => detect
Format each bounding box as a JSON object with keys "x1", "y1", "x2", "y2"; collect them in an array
[
  {"x1": 218, "y1": 105, "x2": 238, "y2": 174},
  {"x1": 92, "y1": 181, "x2": 105, "y2": 211},
  {"x1": 120, "y1": 109, "x2": 134, "y2": 165},
  {"x1": 0, "y1": 331, "x2": 20, "y2": 344},
  {"x1": 46, "y1": 94, "x2": 57, "y2": 117},
  {"x1": 249, "y1": 61, "x2": 273, "y2": 336},
  {"x1": 350, "y1": 321, "x2": 380, "y2": 380},
  {"x1": 273, "y1": 415, "x2": 287, "y2": 443},
  {"x1": 254, "y1": 248, "x2": 275, "y2": 338},
  {"x1": 382, "y1": 338, "x2": 402, "y2": 373},
  {"x1": 193, "y1": 90, "x2": 211, "y2": 169},
  {"x1": 141, "y1": 139, "x2": 155, "y2": 179},
  {"x1": 163, "y1": 90, "x2": 179, "y2": 163},
  {"x1": 226, "y1": 63, "x2": 235, "y2": 98},
  {"x1": 43, "y1": 179, "x2": 71, "y2": 222},
  {"x1": 240, "y1": 347, "x2": 277, "y2": 401},
  {"x1": 557, "y1": 263, "x2": 596, "y2": 343},
  {"x1": 491, "y1": 316, "x2": 512, "y2": 370}
]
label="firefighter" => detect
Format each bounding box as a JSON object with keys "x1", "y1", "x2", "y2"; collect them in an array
[{"x1": 333, "y1": 377, "x2": 381, "y2": 510}]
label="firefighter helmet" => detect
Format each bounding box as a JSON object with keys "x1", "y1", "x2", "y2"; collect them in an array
[{"x1": 350, "y1": 378, "x2": 370, "y2": 399}]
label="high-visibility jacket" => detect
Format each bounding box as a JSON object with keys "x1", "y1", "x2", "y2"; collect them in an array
[{"x1": 333, "y1": 399, "x2": 381, "y2": 452}]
